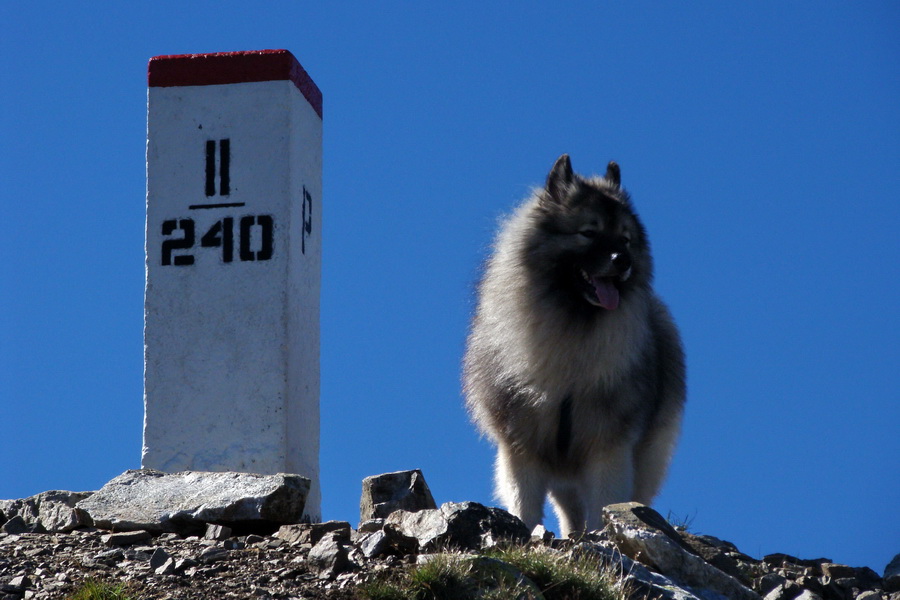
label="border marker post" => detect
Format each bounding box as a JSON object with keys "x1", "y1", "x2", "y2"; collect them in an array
[{"x1": 142, "y1": 49, "x2": 322, "y2": 520}]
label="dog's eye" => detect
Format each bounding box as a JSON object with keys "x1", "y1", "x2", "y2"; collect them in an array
[
  {"x1": 578, "y1": 229, "x2": 597, "y2": 239},
  {"x1": 621, "y1": 234, "x2": 632, "y2": 246}
]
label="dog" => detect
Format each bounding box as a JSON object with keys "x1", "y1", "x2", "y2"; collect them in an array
[{"x1": 463, "y1": 154, "x2": 685, "y2": 536}]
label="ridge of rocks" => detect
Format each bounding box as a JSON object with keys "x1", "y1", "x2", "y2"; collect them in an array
[{"x1": 1, "y1": 469, "x2": 896, "y2": 600}]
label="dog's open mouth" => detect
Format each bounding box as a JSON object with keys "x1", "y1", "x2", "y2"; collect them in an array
[{"x1": 580, "y1": 269, "x2": 630, "y2": 310}]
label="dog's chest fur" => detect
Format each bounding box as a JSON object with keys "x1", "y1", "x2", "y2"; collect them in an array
[{"x1": 493, "y1": 288, "x2": 657, "y2": 466}]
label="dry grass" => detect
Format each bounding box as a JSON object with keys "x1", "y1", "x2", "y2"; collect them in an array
[
  {"x1": 66, "y1": 579, "x2": 139, "y2": 600},
  {"x1": 358, "y1": 543, "x2": 628, "y2": 600}
]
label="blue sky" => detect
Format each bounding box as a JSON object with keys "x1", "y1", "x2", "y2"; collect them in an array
[{"x1": 2, "y1": 2, "x2": 897, "y2": 574}]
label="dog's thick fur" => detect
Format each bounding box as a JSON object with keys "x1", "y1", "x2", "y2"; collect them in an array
[{"x1": 463, "y1": 155, "x2": 685, "y2": 536}]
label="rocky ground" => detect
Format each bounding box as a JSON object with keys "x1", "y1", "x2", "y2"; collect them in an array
[
  {"x1": 0, "y1": 524, "x2": 358, "y2": 599},
  {"x1": 1, "y1": 470, "x2": 897, "y2": 600}
]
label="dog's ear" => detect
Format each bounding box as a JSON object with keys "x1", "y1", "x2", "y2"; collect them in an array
[
  {"x1": 546, "y1": 154, "x2": 574, "y2": 202},
  {"x1": 605, "y1": 161, "x2": 621, "y2": 187}
]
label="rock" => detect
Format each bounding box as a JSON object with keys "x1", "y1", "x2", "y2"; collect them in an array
[
  {"x1": 222, "y1": 538, "x2": 244, "y2": 550},
  {"x1": 680, "y1": 531, "x2": 760, "y2": 585},
  {"x1": 358, "y1": 530, "x2": 389, "y2": 558},
  {"x1": 884, "y1": 554, "x2": 900, "y2": 594},
  {"x1": 384, "y1": 501, "x2": 529, "y2": 552},
  {"x1": 1, "y1": 515, "x2": 40, "y2": 535},
  {"x1": 885, "y1": 554, "x2": 900, "y2": 593},
  {"x1": 358, "y1": 519, "x2": 384, "y2": 534},
  {"x1": 94, "y1": 548, "x2": 126, "y2": 566},
  {"x1": 762, "y1": 581, "x2": 800, "y2": 600},
  {"x1": 102, "y1": 530, "x2": 152, "y2": 546},
  {"x1": 308, "y1": 531, "x2": 350, "y2": 580},
  {"x1": 0, "y1": 491, "x2": 92, "y2": 533},
  {"x1": 380, "y1": 518, "x2": 421, "y2": 555},
  {"x1": 612, "y1": 547, "x2": 732, "y2": 600},
  {"x1": 76, "y1": 469, "x2": 309, "y2": 534},
  {"x1": 274, "y1": 520, "x2": 351, "y2": 547},
  {"x1": 531, "y1": 524, "x2": 554, "y2": 545},
  {"x1": 887, "y1": 554, "x2": 900, "y2": 577},
  {"x1": 274, "y1": 523, "x2": 310, "y2": 545},
  {"x1": 149, "y1": 547, "x2": 171, "y2": 570},
  {"x1": 756, "y1": 554, "x2": 884, "y2": 600},
  {"x1": 854, "y1": 566, "x2": 885, "y2": 591},
  {"x1": 818, "y1": 576, "x2": 853, "y2": 600},
  {"x1": 602, "y1": 502, "x2": 760, "y2": 600},
  {"x1": 2, "y1": 575, "x2": 31, "y2": 595},
  {"x1": 803, "y1": 563, "x2": 882, "y2": 598},
  {"x1": 604, "y1": 502, "x2": 700, "y2": 555},
  {"x1": 757, "y1": 573, "x2": 789, "y2": 595},
  {"x1": 2, "y1": 575, "x2": 31, "y2": 592},
  {"x1": 794, "y1": 576, "x2": 825, "y2": 597},
  {"x1": 856, "y1": 592, "x2": 882, "y2": 600},
  {"x1": 198, "y1": 546, "x2": 229, "y2": 564},
  {"x1": 204, "y1": 524, "x2": 232, "y2": 541},
  {"x1": 174, "y1": 557, "x2": 197, "y2": 573},
  {"x1": 821, "y1": 563, "x2": 857, "y2": 579},
  {"x1": 359, "y1": 470, "x2": 436, "y2": 522},
  {"x1": 764, "y1": 554, "x2": 831, "y2": 571},
  {"x1": 309, "y1": 521, "x2": 351, "y2": 545},
  {"x1": 154, "y1": 556, "x2": 177, "y2": 576}
]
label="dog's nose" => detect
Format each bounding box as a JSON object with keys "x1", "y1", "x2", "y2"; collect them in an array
[{"x1": 611, "y1": 252, "x2": 631, "y2": 272}]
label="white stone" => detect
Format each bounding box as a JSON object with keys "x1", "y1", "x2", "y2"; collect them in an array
[
  {"x1": 603, "y1": 503, "x2": 759, "y2": 600},
  {"x1": 141, "y1": 50, "x2": 322, "y2": 520},
  {"x1": 77, "y1": 469, "x2": 309, "y2": 533},
  {"x1": 0, "y1": 490, "x2": 92, "y2": 532}
]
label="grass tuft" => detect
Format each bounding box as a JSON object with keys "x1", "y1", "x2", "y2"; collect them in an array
[
  {"x1": 358, "y1": 544, "x2": 626, "y2": 600},
  {"x1": 66, "y1": 579, "x2": 138, "y2": 600},
  {"x1": 489, "y1": 545, "x2": 622, "y2": 600},
  {"x1": 665, "y1": 510, "x2": 696, "y2": 532}
]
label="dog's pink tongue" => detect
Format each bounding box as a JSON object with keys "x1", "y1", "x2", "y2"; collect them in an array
[{"x1": 592, "y1": 276, "x2": 620, "y2": 310}]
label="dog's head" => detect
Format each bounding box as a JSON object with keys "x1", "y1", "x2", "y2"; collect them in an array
[{"x1": 523, "y1": 154, "x2": 653, "y2": 312}]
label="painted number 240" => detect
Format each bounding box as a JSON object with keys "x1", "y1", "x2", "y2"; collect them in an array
[{"x1": 161, "y1": 215, "x2": 274, "y2": 266}]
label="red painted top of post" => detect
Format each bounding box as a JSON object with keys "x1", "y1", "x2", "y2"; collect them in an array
[{"x1": 148, "y1": 49, "x2": 322, "y2": 119}]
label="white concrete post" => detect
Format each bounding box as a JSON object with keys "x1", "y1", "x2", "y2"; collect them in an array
[{"x1": 142, "y1": 49, "x2": 322, "y2": 521}]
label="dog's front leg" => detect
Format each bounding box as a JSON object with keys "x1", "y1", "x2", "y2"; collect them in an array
[
  {"x1": 548, "y1": 483, "x2": 586, "y2": 537},
  {"x1": 582, "y1": 444, "x2": 634, "y2": 531},
  {"x1": 495, "y1": 443, "x2": 546, "y2": 530}
]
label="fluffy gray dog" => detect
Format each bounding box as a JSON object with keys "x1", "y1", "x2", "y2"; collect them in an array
[{"x1": 463, "y1": 154, "x2": 685, "y2": 536}]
